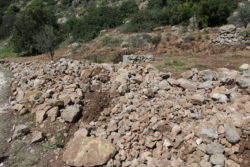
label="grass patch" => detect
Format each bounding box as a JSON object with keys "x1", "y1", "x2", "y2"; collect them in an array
[
  {"x1": 191, "y1": 64, "x2": 210, "y2": 70},
  {"x1": 101, "y1": 36, "x2": 123, "y2": 47},
  {"x1": 0, "y1": 47, "x2": 18, "y2": 59},
  {"x1": 164, "y1": 59, "x2": 186, "y2": 67},
  {"x1": 44, "y1": 136, "x2": 64, "y2": 150}
]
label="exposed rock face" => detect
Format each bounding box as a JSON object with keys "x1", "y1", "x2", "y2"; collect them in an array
[
  {"x1": 63, "y1": 131, "x2": 117, "y2": 167},
  {"x1": 5, "y1": 59, "x2": 250, "y2": 167}
]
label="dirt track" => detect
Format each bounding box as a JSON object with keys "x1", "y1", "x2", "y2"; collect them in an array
[{"x1": 0, "y1": 70, "x2": 13, "y2": 165}]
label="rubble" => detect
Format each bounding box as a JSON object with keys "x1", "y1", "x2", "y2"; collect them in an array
[{"x1": 5, "y1": 59, "x2": 250, "y2": 166}]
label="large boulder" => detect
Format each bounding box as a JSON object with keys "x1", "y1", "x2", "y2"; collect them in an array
[
  {"x1": 63, "y1": 132, "x2": 117, "y2": 167},
  {"x1": 219, "y1": 24, "x2": 236, "y2": 34}
]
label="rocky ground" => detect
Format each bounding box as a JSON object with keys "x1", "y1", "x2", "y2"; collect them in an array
[{"x1": 0, "y1": 58, "x2": 250, "y2": 167}]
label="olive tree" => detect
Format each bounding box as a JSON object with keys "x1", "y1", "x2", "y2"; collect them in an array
[{"x1": 34, "y1": 25, "x2": 59, "y2": 60}]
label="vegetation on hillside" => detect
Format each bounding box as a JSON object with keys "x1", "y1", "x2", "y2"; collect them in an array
[{"x1": 0, "y1": 0, "x2": 248, "y2": 58}]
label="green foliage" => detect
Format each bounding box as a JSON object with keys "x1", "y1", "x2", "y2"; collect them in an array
[
  {"x1": 145, "y1": 34, "x2": 162, "y2": 45},
  {"x1": 119, "y1": 0, "x2": 138, "y2": 18},
  {"x1": 245, "y1": 30, "x2": 250, "y2": 38},
  {"x1": 164, "y1": 59, "x2": 186, "y2": 67},
  {"x1": 11, "y1": 0, "x2": 58, "y2": 55},
  {"x1": 127, "y1": 36, "x2": 146, "y2": 48},
  {"x1": 238, "y1": 2, "x2": 250, "y2": 27},
  {"x1": 34, "y1": 25, "x2": 60, "y2": 59},
  {"x1": 44, "y1": 137, "x2": 64, "y2": 150},
  {"x1": 68, "y1": 6, "x2": 127, "y2": 42},
  {"x1": 0, "y1": 46, "x2": 18, "y2": 59},
  {"x1": 101, "y1": 36, "x2": 123, "y2": 47}
]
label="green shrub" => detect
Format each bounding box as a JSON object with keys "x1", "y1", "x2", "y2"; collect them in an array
[
  {"x1": 145, "y1": 34, "x2": 162, "y2": 45},
  {"x1": 196, "y1": 0, "x2": 237, "y2": 28},
  {"x1": 11, "y1": 0, "x2": 58, "y2": 55},
  {"x1": 238, "y1": 2, "x2": 250, "y2": 27},
  {"x1": 245, "y1": 30, "x2": 250, "y2": 38},
  {"x1": 69, "y1": 6, "x2": 124, "y2": 42},
  {"x1": 101, "y1": 36, "x2": 123, "y2": 47},
  {"x1": 127, "y1": 36, "x2": 146, "y2": 48}
]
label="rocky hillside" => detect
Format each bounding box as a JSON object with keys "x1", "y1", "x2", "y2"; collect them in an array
[{"x1": 0, "y1": 58, "x2": 249, "y2": 166}]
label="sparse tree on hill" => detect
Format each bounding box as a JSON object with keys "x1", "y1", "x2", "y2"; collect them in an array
[{"x1": 34, "y1": 25, "x2": 59, "y2": 60}]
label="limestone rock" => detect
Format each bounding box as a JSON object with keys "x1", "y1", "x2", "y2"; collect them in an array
[
  {"x1": 63, "y1": 135, "x2": 117, "y2": 167},
  {"x1": 12, "y1": 125, "x2": 30, "y2": 139},
  {"x1": 206, "y1": 143, "x2": 224, "y2": 155},
  {"x1": 31, "y1": 131, "x2": 44, "y2": 143},
  {"x1": 61, "y1": 105, "x2": 81, "y2": 123},
  {"x1": 224, "y1": 124, "x2": 240, "y2": 144}
]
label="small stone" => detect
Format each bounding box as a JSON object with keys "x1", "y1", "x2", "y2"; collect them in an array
[
  {"x1": 196, "y1": 138, "x2": 202, "y2": 145},
  {"x1": 189, "y1": 94, "x2": 205, "y2": 105},
  {"x1": 224, "y1": 124, "x2": 240, "y2": 144},
  {"x1": 200, "y1": 127, "x2": 218, "y2": 139},
  {"x1": 210, "y1": 154, "x2": 225, "y2": 166},
  {"x1": 36, "y1": 109, "x2": 47, "y2": 123},
  {"x1": 31, "y1": 131, "x2": 44, "y2": 143},
  {"x1": 206, "y1": 143, "x2": 224, "y2": 155}
]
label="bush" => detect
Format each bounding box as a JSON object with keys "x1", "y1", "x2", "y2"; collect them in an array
[
  {"x1": 238, "y1": 2, "x2": 250, "y2": 27},
  {"x1": 11, "y1": 0, "x2": 58, "y2": 55},
  {"x1": 101, "y1": 36, "x2": 123, "y2": 47},
  {"x1": 127, "y1": 36, "x2": 146, "y2": 48},
  {"x1": 68, "y1": 6, "x2": 129, "y2": 41},
  {"x1": 196, "y1": 0, "x2": 237, "y2": 28},
  {"x1": 34, "y1": 25, "x2": 60, "y2": 60}
]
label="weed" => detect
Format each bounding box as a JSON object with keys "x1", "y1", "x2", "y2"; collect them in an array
[
  {"x1": 101, "y1": 36, "x2": 123, "y2": 47},
  {"x1": 44, "y1": 136, "x2": 64, "y2": 150},
  {"x1": 0, "y1": 47, "x2": 18, "y2": 59},
  {"x1": 127, "y1": 36, "x2": 146, "y2": 48},
  {"x1": 164, "y1": 59, "x2": 186, "y2": 66}
]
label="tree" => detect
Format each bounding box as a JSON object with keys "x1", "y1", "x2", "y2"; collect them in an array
[
  {"x1": 11, "y1": 0, "x2": 57, "y2": 55},
  {"x1": 238, "y1": 2, "x2": 250, "y2": 27},
  {"x1": 34, "y1": 25, "x2": 59, "y2": 60}
]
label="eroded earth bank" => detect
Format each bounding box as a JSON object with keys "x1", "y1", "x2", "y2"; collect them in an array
[{"x1": 0, "y1": 59, "x2": 250, "y2": 167}]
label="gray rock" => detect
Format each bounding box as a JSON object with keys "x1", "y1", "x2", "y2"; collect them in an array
[
  {"x1": 177, "y1": 78, "x2": 197, "y2": 91},
  {"x1": 123, "y1": 55, "x2": 153, "y2": 64},
  {"x1": 13, "y1": 125, "x2": 30, "y2": 139},
  {"x1": 206, "y1": 143, "x2": 224, "y2": 155},
  {"x1": 210, "y1": 154, "x2": 225, "y2": 166},
  {"x1": 219, "y1": 24, "x2": 236, "y2": 34},
  {"x1": 61, "y1": 105, "x2": 81, "y2": 123},
  {"x1": 198, "y1": 70, "x2": 218, "y2": 81},
  {"x1": 224, "y1": 124, "x2": 240, "y2": 143},
  {"x1": 200, "y1": 127, "x2": 218, "y2": 139}
]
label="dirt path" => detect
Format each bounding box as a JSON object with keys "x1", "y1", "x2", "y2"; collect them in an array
[{"x1": 0, "y1": 69, "x2": 13, "y2": 165}]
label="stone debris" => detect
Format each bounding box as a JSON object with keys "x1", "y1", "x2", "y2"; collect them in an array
[
  {"x1": 213, "y1": 24, "x2": 247, "y2": 45},
  {"x1": 123, "y1": 55, "x2": 153, "y2": 64},
  {"x1": 4, "y1": 59, "x2": 250, "y2": 166}
]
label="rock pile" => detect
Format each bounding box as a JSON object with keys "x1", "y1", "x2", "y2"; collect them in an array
[
  {"x1": 123, "y1": 55, "x2": 153, "y2": 64},
  {"x1": 213, "y1": 24, "x2": 246, "y2": 45},
  {"x1": 5, "y1": 59, "x2": 250, "y2": 166}
]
